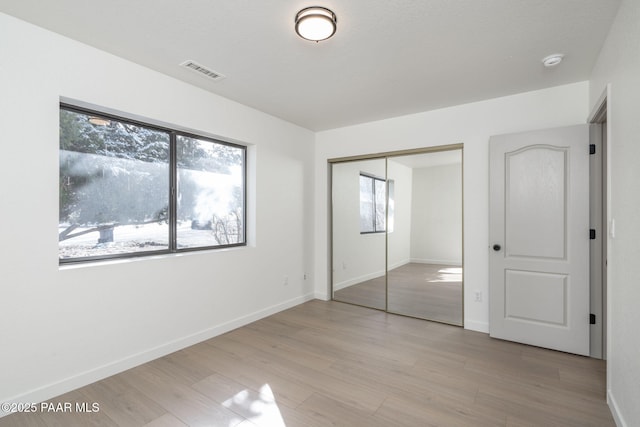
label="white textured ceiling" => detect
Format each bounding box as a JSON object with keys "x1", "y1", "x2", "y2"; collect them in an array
[{"x1": 0, "y1": 0, "x2": 621, "y2": 131}]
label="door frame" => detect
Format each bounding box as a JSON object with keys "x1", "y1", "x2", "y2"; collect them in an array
[{"x1": 588, "y1": 86, "x2": 610, "y2": 360}]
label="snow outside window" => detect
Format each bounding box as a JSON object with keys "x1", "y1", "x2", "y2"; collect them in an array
[{"x1": 59, "y1": 105, "x2": 246, "y2": 263}]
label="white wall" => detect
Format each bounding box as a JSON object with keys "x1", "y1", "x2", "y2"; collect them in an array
[
  {"x1": 589, "y1": 0, "x2": 640, "y2": 425},
  {"x1": 410, "y1": 162, "x2": 462, "y2": 265},
  {"x1": 314, "y1": 82, "x2": 589, "y2": 333},
  {"x1": 0, "y1": 13, "x2": 315, "y2": 407}
]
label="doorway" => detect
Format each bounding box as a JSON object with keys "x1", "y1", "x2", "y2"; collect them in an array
[{"x1": 330, "y1": 145, "x2": 464, "y2": 326}]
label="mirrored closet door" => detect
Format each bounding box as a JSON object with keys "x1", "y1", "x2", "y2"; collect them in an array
[
  {"x1": 332, "y1": 158, "x2": 387, "y2": 310},
  {"x1": 331, "y1": 147, "x2": 463, "y2": 326}
]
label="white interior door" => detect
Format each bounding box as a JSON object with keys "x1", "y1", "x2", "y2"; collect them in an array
[{"x1": 489, "y1": 125, "x2": 590, "y2": 356}]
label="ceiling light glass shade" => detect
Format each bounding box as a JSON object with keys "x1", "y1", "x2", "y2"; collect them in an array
[{"x1": 295, "y1": 7, "x2": 337, "y2": 42}]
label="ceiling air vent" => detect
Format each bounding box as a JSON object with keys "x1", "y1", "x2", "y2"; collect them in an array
[{"x1": 180, "y1": 60, "x2": 226, "y2": 81}]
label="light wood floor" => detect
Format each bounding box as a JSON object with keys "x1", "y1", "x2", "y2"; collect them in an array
[
  {"x1": 1, "y1": 300, "x2": 613, "y2": 426},
  {"x1": 334, "y1": 263, "x2": 463, "y2": 325}
]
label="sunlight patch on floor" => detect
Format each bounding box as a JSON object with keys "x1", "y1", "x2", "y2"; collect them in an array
[
  {"x1": 222, "y1": 384, "x2": 285, "y2": 426},
  {"x1": 430, "y1": 267, "x2": 463, "y2": 283}
]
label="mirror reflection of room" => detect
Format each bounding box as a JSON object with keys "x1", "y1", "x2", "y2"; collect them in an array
[
  {"x1": 332, "y1": 159, "x2": 387, "y2": 310},
  {"x1": 387, "y1": 150, "x2": 463, "y2": 325},
  {"x1": 331, "y1": 148, "x2": 463, "y2": 325}
]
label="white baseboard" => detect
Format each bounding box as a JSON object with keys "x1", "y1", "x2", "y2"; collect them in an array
[
  {"x1": 0, "y1": 293, "x2": 315, "y2": 418},
  {"x1": 464, "y1": 319, "x2": 489, "y2": 333},
  {"x1": 387, "y1": 259, "x2": 411, "y2": 270},
  {"x1": 410, "y1": 258, "x2": 462, "y2": 266},
  {"x1": 608, "y1": 390, "x2": 627, "y2": 427},
  {"x1": 333, "y1": 270, "x2": 385, "y2": 291},
  {"x1": 314, "y1": 291, "x2": 330, "y2": 301}
]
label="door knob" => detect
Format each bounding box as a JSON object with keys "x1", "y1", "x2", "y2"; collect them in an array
[{"x1": 493, "y1": 244, "x2": 501, "y2": 251}]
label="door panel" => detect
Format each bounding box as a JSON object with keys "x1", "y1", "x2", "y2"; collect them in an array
[
  {"x1": 506, "y1": 147, "x2": 567, "y2": 259},
  {"x1": 505, "y1": 270, "x2": 567, "y2": 325},
  {"x1": 489, "y1": 125, "x2": 589, "y2": 356}
]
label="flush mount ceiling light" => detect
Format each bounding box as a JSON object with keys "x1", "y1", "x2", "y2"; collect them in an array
[
  {"x1": 295, "y1": 6, "x2": 337, "y2": 42},
  {"x1": 542, "y1": 53, "x2": 564, "y2": 67}
]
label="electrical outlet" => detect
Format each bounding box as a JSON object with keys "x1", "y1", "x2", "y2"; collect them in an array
[
  {"x1": 474, "y1": 291, "x2": 482, "y2": 302},
  {"x1": 283, "y1": 275, "x2": 289, "y2": 286}
]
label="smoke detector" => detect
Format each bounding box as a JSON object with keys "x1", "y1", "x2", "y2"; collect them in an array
[{"x1": 542, "y1": 54, "x2": 564, "y2": 67}]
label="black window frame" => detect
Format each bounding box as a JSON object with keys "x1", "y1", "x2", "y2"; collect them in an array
[{"x1": 59, "y1": 103, "x2": 247, "y2": 264}]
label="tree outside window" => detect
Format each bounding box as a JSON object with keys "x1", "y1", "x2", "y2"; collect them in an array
[
  {"x1": 359, "y1": 174, "x2": 393, "y2": 233},
  {"x1": 59, "y1": 105, "x2": 246, "y2": 263}
]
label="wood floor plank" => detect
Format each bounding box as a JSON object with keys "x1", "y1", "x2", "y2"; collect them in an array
[
  {"x1": 121, "y1": 364, "x2": 244, "y2": 427},
  {"x1": 327, "y1": 354, "x2": 478, "y2": 407},
  {"x1": 558, "y1": 365, "x2": 607, "y2": 397},
  {"x1": 192, "y1": 375, "x2": 286, "y2": 427},
  {"x1": 185, "y1": 341, "x2": 316, "y2": 409},
  {"x1": 0, "y1": 413, "x2": 48, "y2": 427},
  {"x1": 76, "y1": 377, "x2": 167, "y2": 426},
  {"x1": 190, "y1": 372, "x2": 259, "y2": 408},
  {"x1": 475, "y1": 383, "x2": 615, "y2": 427},
  {"x1": 225, "y1": 326, "x2": 337, "y2": 370},
  {"x1": 190, "y1": 370, "x2": 312, "y2": 427},
  {"x1": 0, "y1": 300, "x2": 614, "y2": 427},
  {"x1": 236, "y1": 347, "x2": 387, "y2": 413},
  {"x1": 142, "y1": 413, "x2": 188, "y2": 427},
  {"x1": 272, "y1": 406, "x2": 333, "y2": 427},
  {"x1": 144, "y1": 349, "x2": 216, "y2": 387},
  {"x1": 295, "y1": 393, "x2": 389, "y2": 427},
  {"x1": 286, "y1": 319, "x2": 421, "y2": 366},
  {"x1": 375, "y1": 394, "x2": 507, "y2": 427}
]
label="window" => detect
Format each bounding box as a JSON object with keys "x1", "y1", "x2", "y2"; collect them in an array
[
  {"x1": 176, "y1": 135, "x2": 244, "y2": 248},
  {"x1": 59, "y1": 104, "x2": 246, "y2": 263},
  {"x1": 359, "y1": 174, "x2": 387, "y2": 233}
]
